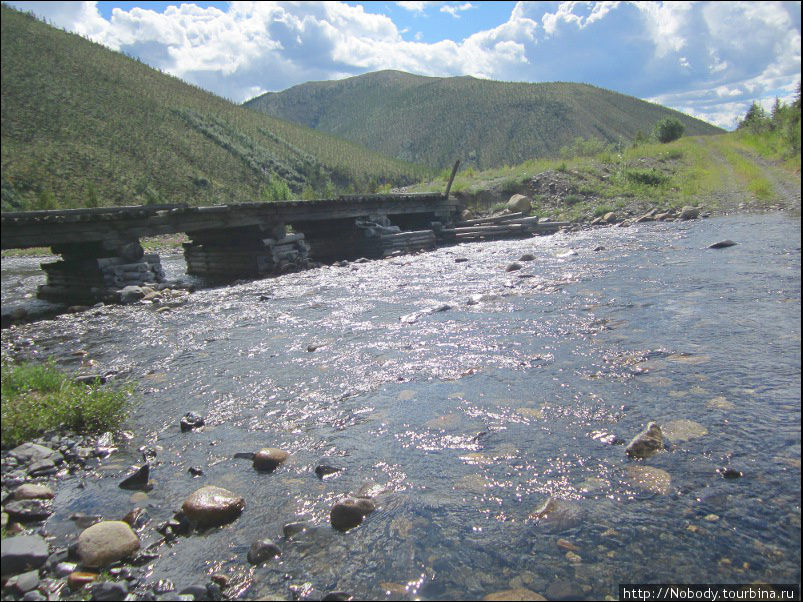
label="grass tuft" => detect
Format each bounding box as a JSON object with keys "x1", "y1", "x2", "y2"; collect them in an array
[{"x1": 1, "y1": 360, "x2": 132, "y2": 448}]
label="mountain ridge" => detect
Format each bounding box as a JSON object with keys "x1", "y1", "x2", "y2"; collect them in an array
[{"x1": 244, "y1": 70, "x2": 723, "y2": 171}]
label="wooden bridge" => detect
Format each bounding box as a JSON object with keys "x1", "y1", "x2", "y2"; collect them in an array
[
  {"x1": 2, "y1": 188, "x2": 568, "y2": 306},
  {"x1": 1, "y1": 193, "x2": 459, "y2": 303}
]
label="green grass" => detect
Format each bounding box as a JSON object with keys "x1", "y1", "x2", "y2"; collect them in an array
[
  {"x1": 1, "y1": 360, "x2": 132, "y2": 448},
  {"x1": 409, "y1": 130, "x2": 799, "y2": 219},
  {"x1": 705, "y1": 137, "x2": 775, "y2": 201}
]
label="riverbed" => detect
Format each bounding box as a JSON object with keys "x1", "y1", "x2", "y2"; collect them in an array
[{"x1": 1, "y1": 212, "x2": 800, "y2": 600}]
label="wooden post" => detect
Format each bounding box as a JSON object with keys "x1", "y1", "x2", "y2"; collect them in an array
[{"x1": 444, "y1": 159, "x2": 460, "y2": 199}]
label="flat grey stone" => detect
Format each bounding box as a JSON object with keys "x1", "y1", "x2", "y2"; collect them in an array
[
  {"x1": 10, "y1": 443, "x2": 56, "y2": 463},
  {"x1": 1, "y1": 535, "x2": 49, "y2": 577},
  {"x1": 90, "y1": 580, "x2": 129, "y2": 601},
  {"x1": 6, "y1": 569, "x2": 41, "y2": 594}
]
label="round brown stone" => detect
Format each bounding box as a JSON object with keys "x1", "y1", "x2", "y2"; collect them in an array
[
  {"x1": 76, "y1": 521, "x2": 140, "y2": 568},
  {"x1": 181, "y1": 486, "x2": 245, "y2": 527},
  {"x1": 253, "y1": 448, "x2": 289, "y2": 472}
]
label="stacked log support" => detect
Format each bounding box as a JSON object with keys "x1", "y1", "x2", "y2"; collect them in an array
[
  {"x1": 303, "y1": 216, "x2": 436, "y2": 261},
  {"x1": 183, "y1": 225, "x2": 309, "y2": 280},
  {"x1": 37, "y1": 240, "x2": 163, "y2": 304},
  {"x1": 439, "y1": 214, "x2": 569, "y2": 243}
]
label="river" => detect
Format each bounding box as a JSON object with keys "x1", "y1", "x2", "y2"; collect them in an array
[{"x1": 1, "y1": 212, "x2": 800, "y2": 600}]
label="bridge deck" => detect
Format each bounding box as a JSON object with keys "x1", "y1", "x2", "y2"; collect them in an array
[{"x1": 1, "y1": 193, "x2": 457, "y2": 249}]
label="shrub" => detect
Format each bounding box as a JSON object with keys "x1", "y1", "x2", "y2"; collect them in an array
[
  {"x1": 261, "y1": 176, "x2": 292, "y2": 201},
  {"x1": 653, "y1": 118, "x2": 685, "y2": 143},
  {"x1": 624, "y1": 169, "x2": 668, "y2": 186},
  {"x1": 560, "y1": 136, "x2": 610, "y2": 159}
]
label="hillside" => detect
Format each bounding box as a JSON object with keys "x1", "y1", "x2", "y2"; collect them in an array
[
  {"x1": 244, "y1": 70, "x2": 723, "y2": 171},
  {"x1": 0, "y1": 6, "x2": 430, "y2": 211}
]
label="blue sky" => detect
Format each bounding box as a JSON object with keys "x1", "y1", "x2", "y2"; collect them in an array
[{"x1": 7, "y1": 1, "x2": 802, "y2": 129}]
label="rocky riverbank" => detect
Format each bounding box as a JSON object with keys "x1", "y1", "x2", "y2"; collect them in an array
[{"x1": 0, "y1": 424, "x2": 382, "y2": 601}]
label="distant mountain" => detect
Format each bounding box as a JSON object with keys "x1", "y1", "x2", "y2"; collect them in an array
[
  {"x1": 0, "y1": 6, "x2": 429, "y2": 211},
  {"x1": 245, "y1": 70, "x2": 723, "y2": 171}
]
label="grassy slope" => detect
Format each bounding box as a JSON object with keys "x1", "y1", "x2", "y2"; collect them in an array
[
  {"x1": 406, "y1": 131, "x2": 800, "y2": 222},
  {"x1": 245, "y1": 70, "x2": 724, "y2": 171},
  {"x1": 0, "y1": 6, "x2": 430, "y2": 211}
]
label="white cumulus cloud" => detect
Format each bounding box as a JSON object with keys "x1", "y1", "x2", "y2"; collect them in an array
[{"x1": 6, "y1": 0, "x2": 801, "y2": 129}]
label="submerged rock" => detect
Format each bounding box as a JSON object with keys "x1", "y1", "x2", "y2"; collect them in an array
[
  {"x1": 119, "y1": 464, "x2": 151, "y2": 490},
  {"x1": 315, "y1": 465, "x2": 341, "y2": 479},
  {"x1": 77, "y1": 521, "x2": 140, "y2": 568},
  {"x1": 709, "y1": 240, "x2": 737, "y2": 249},
  {"x1": 626, "y1": 466, "x2": 672, "y2": 495},
  {"x1": 625, "y1": 422, "x2": 664, "y2": 458},
  {"x1": 181, "y1": 486, "x2": 245, "y2": 527},
  {"x1": 282, "y1": 522, "x2": 310, "y2": 539},
  {"x1": 528, "y1": 498, "x2": 585, "y2": 532},
  {"x1": 180, "y1": 411, "x2": 205, "y2": 432},
  {"x1": 330, "y1": 497, "x2": 376, "y2": 531},
  {"x1": 482, "y1": 588, "x2": 546, "y2": 601},
  {"x1": 253, "y1": 448, "x2": 289, "y2": 472},
  {"x1": 247, "y1": 539, "x2": 281, "y2": 565},
  {"x1": 662, "y1": 419, "x2": 708, "y2": 442},
  {"x1": 506, "y1": 262, "x2": 523, "y2": 272}
]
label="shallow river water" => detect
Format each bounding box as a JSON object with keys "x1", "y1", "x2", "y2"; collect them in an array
[{"x1": 2, "y1": 213, "x2": 801, "y2": 600}]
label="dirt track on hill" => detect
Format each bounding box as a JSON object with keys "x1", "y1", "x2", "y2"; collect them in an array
[{"x1": 693, "y1": 137, "x2": 801, "y2": 214}]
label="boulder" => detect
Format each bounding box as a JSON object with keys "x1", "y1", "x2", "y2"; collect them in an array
[
  {"x1": 1, "y1": 535, "x2": 49, "y2": 577},
  {"x1": 253, "y1": 448, "x2": 289, "y2": 472},
  {"x1": 625, "y1": 422, "x2": 664, "y2": 458},
  {"x1": 76, "y1": 521, "x2": 140, "y2": 568},
  {"x1": 680, "y1": 205, "x2": 700, "y2": 220},
  {"x1": 603, "y1": 211, "x2": 618, "y2": 224},
  {"x1": 330, "y1": 497, "x2": 376, "y2": 531},
  {"x1": 506, "y1": 194, "x2": 532, "y2": 214},
  {"x1": 181, "y1": 486, "x2": 245, "y2": 527},
  {"x1": 119, "y1": 286, "x2": 144, "y2": 304}
]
